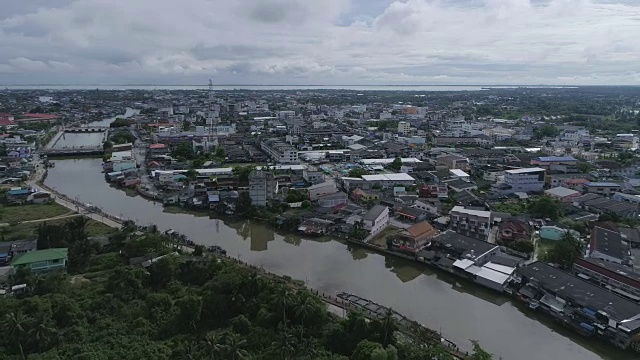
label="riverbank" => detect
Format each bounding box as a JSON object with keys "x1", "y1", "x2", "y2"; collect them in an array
[{"x1": 43, "y1": 158, "x2": 635, "y2": 360}]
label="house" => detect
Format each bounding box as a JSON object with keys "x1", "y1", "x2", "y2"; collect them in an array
[
  {"x1": 361, "y1": 205, "x2": 390, "y2": 235},
  {"x1": 10, "y1": 239, "x2": 38, "y2": 255},
  {"x1": 302, "y1": 169, "x2": 324, "y2": 184},
  {"x1": 308, "y1": 181, "x2": 338, "y2": 201},
  {"x1": 449, "y1": 169, "x2": 470, "y2": 182},
  {"x1": 11, "y1": 248, "x2": 68, "y2": 273},
  {"x1": 419, "y1": 184, "x2": 448, "y2": 199},
  {"x1": 0, "y1": 243, "x2": 11, "y2": 266},
  {"x1": 530, "y1": 156, "x2": 578, "y2": 169},
  {"x1": 317, "y1": 192, "x2": 348, "y2": 208},
  {"x1": 582, "y1": 182, "x2": 621, "y2": 196},
  {"x1": 612, "y1": 192, "x2": 640, "y2": 206},
  {"x1": 6, "y1": 188, "x2": 32, "y2": 203},
  {"x1": 432, "y1": 230, "x2": 500, "y2": 266},
  {"x1": 444, "y1": 179, "x2": 478, "y2": 193},
  {"x1": 449, "y1": 206, "x2": 492, "y2": 240},
  {"x1": 544, "y1": 187, "x2": 581, "y2": 203},
  {"x1": 27, "y1": 191, "x2": 54, "y2": 204},
  {"x1": 588, "y1": 226, "x2": 629, "y2": 265},
  {"x1": 497, "y1": 167, "x2": 545, "y2": 194},
  {"x1": 395, "y1": 205, "x2": 427, "y2": 223},
  {"x1": 436, "y1": 154, "x2": 470, "y2": 170},
  {"x1": 393, "y1": 221, "x2": 438, "y2": 253},
  {"x1": 497, "y1": 218, "x2": 532, "y2": 244},
  {"x1": 539, "y1": 225, "x2": 580, "y2": 241},
  {"x1": 573, "y1": 257, "x2": 640, "y2": 302},
  {"x1": 413, "y1": 199, "x2": 440, "y2": 216},
  {"x1": 572, "y1": 193, "x2": 639, "y2": 219},
  {"x1": 351, "y1": 188, "x2": 380, "y2": 202},
  {"x1": 516, "y1": 262, "x2": 640, "y2": 349}
]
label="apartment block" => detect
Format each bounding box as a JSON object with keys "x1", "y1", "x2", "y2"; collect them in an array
[{"x1": 449, "y1": 206, "x2": 492, "y2": 240}]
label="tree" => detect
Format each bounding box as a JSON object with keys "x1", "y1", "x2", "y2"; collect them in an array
[
  {"x1": 576, "y1": 162, "x2": 594, "y2": 174},
  {"x1": 533, "y1": 125, "x2": 560, "y2": 139},
  {"x1": 387, "y1": 157, "x2": 402, "y2": 172},
  {"x1": 185, "y1": 169, "x2": 198, "y2": 181},
  {"x1": 214, "y1": 147, "x2": 225, "y2": 160},
  {"x1": 528, "y1": 197, "x2": 563, "y2": 220},
  {"x1": 110, "y1": 118, "x2": 131, "y2": 128},
  {"x1": 544, "y1": 231, "x2": 584, "y2": 269},
  {"x1": 470, "y1": 340, "x2": 493, "y2": 360},
  {"x1": 2, "y1": 311, "x2": 29, "y2": 360},
  {"x1": 233, "y1": 166, "x2": 256, "y2": 185},
  {"x1": 237, "y1": 192, "x2": 252, "y2": 212},
  {"x1": 348, "y1": 168, "x2": 370, "y2": 178},
  {"x1": 172, "y1": 143, "x2": 196, "y2": 160}
]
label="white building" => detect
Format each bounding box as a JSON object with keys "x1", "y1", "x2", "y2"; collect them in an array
[
  {"x1": 260, "y1": 139, "x2": 299, "y2": 164},
  {"x1": 361, "y1": 205, "x2": 390, "y2": 235},
  {"x1": 249, "y1": 171, "x2": 276, "y2": 207},
  {"x1": 278, "y1": 110, "x2": 296, "y2": 120},
  {"x1": 398, "y1": 121, "x2": 410, "y2": 135},
  {"x1": 502, "y1": 167, "x2": 545, "y2": 193},
  {"x1": 308, "y1": 181, "x2": 338, "y2": 201},
  {"x1": 450, "y1": 206, "x2": 492, "y2": 240}
]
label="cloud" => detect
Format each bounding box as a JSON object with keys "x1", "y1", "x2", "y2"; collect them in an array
[{"x1": 0, "y1": 0, "x2": 638, "y2": 85}]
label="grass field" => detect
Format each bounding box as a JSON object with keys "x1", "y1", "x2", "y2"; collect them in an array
[
  {"x1": 1, "y1": 203, "x2": 72, "y2": 223},
  {"x1": 0, "y1": 216, "x2": 117, "y2": 242},
  {"x1": 369, "y1": 226, "x2": 401, "y2": 247}
]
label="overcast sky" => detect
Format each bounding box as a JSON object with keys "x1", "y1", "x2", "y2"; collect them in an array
[{"x1": 1, "y1": 0, "x2": 639, "y2": 85}]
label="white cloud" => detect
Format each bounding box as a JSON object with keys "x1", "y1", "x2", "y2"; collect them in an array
[{"x1": 0, "y1": 0, "x2": 638, "y2": 84}]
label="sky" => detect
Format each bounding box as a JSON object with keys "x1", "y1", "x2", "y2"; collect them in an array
[{"x1": 0, "y1": 0, "x2": 639, "y2": 85}]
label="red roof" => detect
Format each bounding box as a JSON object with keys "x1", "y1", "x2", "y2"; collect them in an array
[
  {"x1": 22, "y1": 113, "x2": 59, "y2": 119},
  {"x1": 0, "y1": 118, "x2": 16, "y2": 126},
  {"x1": 149, "y1": 143, "x2": 167, "y2": 149}
]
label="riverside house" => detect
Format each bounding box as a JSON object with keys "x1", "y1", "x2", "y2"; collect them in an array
[{"x1": 11, "y1": 248, "x2": 68, "y2": 273}]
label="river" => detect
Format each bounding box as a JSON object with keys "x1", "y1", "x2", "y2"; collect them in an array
[{"x1": 43, "y1": 158, "x2": 633, "y2": 360}]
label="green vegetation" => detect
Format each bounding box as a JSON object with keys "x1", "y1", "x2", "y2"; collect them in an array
[
  {"x1": 0, "y1": 203, "x2": 70, "y2": 223},
  {"x1": 386, "y1": 157, "x2": 402, "y2": 172},
  {"x1": 533, "y1": 124, "x2": 560, "y2": 139},
  {"x1": 0, "y1": 222, "x2": 490, "y2": 360},
  {"x1": 109, "y1": 118, "x2": 131, "y2": 128},
  {"x1": 286, "y1": 189, "x2": 308, "y2": 203},
  {"x1": 506, "y1": 241, "x2": 534, "y2": 254},
  {"x1": 490, "y1": 200, "x2": 528, "y2": 216},
  {"x1": 540, "y1": 232, "x2": 585, "y2": 269},
  {"x1": 109, "y1": 130, "x2": 135, "y2": 145},
  {"x1": 527, "y1": 197, "x2": 564, "y2": 221},
  {"x1": 171, "y1": 142, "x2": 196, "y2": 160},
  {"x1": 233, "y1": 165, "x2": 256, "y2": 185},
  {"x1": 348, "y1": 167, "x2": 370, "y2": 178},
  {"x1": 0, "y1": 217, "x2": 116, "y2": 242}
]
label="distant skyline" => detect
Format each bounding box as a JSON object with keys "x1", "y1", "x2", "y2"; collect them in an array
[{"x1": 1, "y1": 0, "x2": 639, "y2": 85}]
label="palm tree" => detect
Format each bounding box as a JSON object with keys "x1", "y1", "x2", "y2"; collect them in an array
[
  {"x1": 175, "y1": 340, "x2": 198, "y2": 360},
  {"x1": 225, "y1": 334, "x2": 248, "y2": 360},
  {"x1": 381, "y1": 308, "x2": 396, "y2": 347},
  {"x1": 28, "y1": 318, "x2": 57, "y2": 352},
  {"x1": 294, "y1": 294, "x2": 315, "y2": 340},
  {"x1": 2, "y1": 311, "x2": 30, "y2": 360},
  {"x1": 276, "y1": 286, "x2": 295, "y2": 331}
]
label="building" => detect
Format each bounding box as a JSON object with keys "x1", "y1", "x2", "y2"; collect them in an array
[
  {"x1": 612, "y1": 192, "x2": 640, "y2": 206},
  {"x1": 432, "y1": 230, "x2": 500, "y2": 266},
  {"x1": 449, "y1": 206, "x2": 492, "y2": 240},
  {"x1": 361, "y1": 205, "x2": 390, "y2": 235},
  {"x1": 500, "y1": 167, "x2": 545, "y2": 193},
  {"x1": 435, "y1": 154, "x2": 470, "y2": 170},
  {"x1": 582, "y1": 182, "x2": 621, "y2": 197},
  {"x1": 572, "y1": 193, "x2": 639, "y2": 219},
  {"x1": 515, "y1": 262, "x2": 640, "y2": 349},
  {"x1": 573, "y1": 257, "x2": 640, "y2": 302},
  {"x1": 589, "y1": 226, "x2": 629, "y2": 265},
  {"x1": 449, "y1": 169, "x2": 470, "y2": 182},
  {"x1": 497, "y1": 218, "x2": 532, "y2": 244},
  {"x1": 249, "y1": 170, "x2": 276, "y2": 206},
  {"x1": 545, "y1": 187, "x2": 581, "y2": 203},
  {"x1": 393, "y1": 221, "x2": 438, "y2": 253},
  {"x1": 308, "y1": 181, "x2": 338, "y2": 201},
  {"x1": 398, "y1": 121, "x2": 410, "y2": 135},
  {"x1": 260, "y1": 138, "x2": 299, "y2": 164},
  {"x1": 11, "y1": 248, "x2": 68, "y2": 273},
  {"x1": 530, "y1": 156, "x2": 578, "y2": 169},
  {"x1": 302, "y1": 169, "x2": 324, "y2": 184},
  {"x1": 317, "y1": 192, "x2": 348, "y2": 208},
  {"x1": 360, "y1": 173, "x2": 415, "y2": 188}
]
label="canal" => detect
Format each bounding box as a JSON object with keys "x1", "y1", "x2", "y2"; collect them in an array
[{"x1": 43, "y1": 158, "x2": 634, "y2": 360}]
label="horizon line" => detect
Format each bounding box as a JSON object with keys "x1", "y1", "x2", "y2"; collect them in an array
[{"x1": 2, "y1": 83, "x2": 636, "y2": 87}]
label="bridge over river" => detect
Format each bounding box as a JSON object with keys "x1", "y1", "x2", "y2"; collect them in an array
[{"x1": 42, "y1": 126, "x2": 109, "y2": 157}]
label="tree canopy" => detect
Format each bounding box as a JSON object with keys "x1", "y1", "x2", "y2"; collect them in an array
[{"x1": 528, "y1": 197, "x2": 564, "y2": 221}]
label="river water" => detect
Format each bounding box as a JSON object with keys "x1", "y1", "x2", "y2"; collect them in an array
[{"x1": 43, "y1": 158, "x2": 633, "y2": 360}]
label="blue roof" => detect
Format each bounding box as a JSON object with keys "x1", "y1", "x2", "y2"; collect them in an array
[
  {"x1": 536, "y1": 156, "x2": 577, "y2": 162},
  {"x1": 7, "y1": 189, "x2": 30, "y2": 196},
  {"x1": 585, "y1": 182, "x2": 620, "y2": 187}
]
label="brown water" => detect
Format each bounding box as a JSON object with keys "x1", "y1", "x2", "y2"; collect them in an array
[{"x1": 45, "y1": 158, "x2": 635, "y2": 360}]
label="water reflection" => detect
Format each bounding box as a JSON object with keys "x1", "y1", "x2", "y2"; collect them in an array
[{"x1": 43, "y1": 158, "x2": 638, "y2": 360}]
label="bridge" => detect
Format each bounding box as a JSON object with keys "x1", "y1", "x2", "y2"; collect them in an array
[{"x1": 64, "y1": 126, "x2": 109, "y2": 133}]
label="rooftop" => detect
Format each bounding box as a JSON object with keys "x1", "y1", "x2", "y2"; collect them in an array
[
  {"x1": 535, "y1": 156, "x2": 578, "y2": 162},
  {"x1": 361, "y1": 173, "x2": 415, "y2": 182},
  {"x1": 518, "y1": 262, "x2": 640, "y2": 326},
  {"x1": 505, "y1": 167, "x2": 545, "y2": 174},
  {"x1": 432, "y1": 230, "x2": 497, "y2": 259},
  {"x1": 451, "y1": 206, "x2": 491, "y2": 218},
  {"x1": 362, "y1": 205, "x2": 388, "y2": 222},
  {"x1": 584, "y1": 182, "x2": 620, "y2": 187},
  {"x1": 545, "y1": 187, "x2": 580, "y2": 198},
  {"x1": 12, "y1": 248, "x2": 68, "y2": 266},
  {"x1": 590, "y1": 226, "x2": 626, "y2": 261}
]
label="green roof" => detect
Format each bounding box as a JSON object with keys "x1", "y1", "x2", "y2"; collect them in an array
[{"x1": 11, "y1": 248, "x2": 68, "y2": 266}]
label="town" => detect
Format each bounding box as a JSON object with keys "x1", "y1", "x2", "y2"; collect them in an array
[{"x1": 2, "y1": 85, "x2": 640, "y2": 358}]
